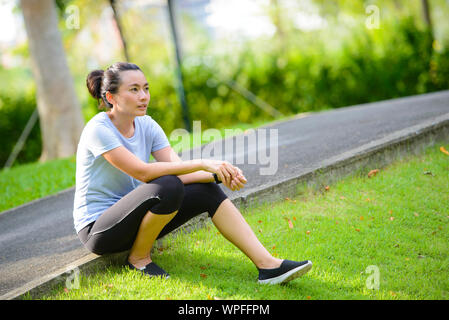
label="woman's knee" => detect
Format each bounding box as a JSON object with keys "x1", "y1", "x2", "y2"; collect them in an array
[
  {"x1": 146, "y1": 175, "x2": 185, "y2": 215},
  {"x1": 196, "y1": 182, "x2": 228, "y2": 218}
]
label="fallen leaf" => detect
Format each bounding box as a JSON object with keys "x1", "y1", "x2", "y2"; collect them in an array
[
  {"x1": 200, "y1": 266, "x2": 207, "y2": 270},
  {"x1": 355, "y1": 228, "x2": 360, "y2": 232},
  {"x1": 285, "y1": 197, "x2": 297, "y2": 203},
  {"x1": 200, "y1": 273, "x2": 207, "y2": 278},
  {"x1": 272, "y1": 245, "x2": 276, "y2": 250},
  {"x1": 306, "y1": 296, "x2": 311, "y2": 300},
  {"x1": 360, "y1": 216, "x2": 364, "y2": 221},
  {"x1": 440, "y1": 146, "x2": 449, "y2": 156},
  {"x1": 368, "y1": 169, "x2": 379, "y2": 178},
  {"x1": 258, "y1": 220, "x2": 262, "y2": 223}
]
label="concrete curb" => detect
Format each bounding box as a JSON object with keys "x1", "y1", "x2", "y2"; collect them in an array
[{"x1": 3, "y1": 112, "x2": 449, "y2": 300}]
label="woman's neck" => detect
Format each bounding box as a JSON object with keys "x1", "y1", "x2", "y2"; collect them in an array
[{"x1": 106, "y1": 110, "x2": 135, "y2": 138}]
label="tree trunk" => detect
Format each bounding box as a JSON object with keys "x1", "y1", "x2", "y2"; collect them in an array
[
  {"x1": 421, "y1": 0, "x2": 433, "y2": 34},
  {"x1": 109, "y1": 0, "x2": 130, "y2": 62},
  {"x1": 20, "y1": 0, "x2": 84, "y2": 162}
]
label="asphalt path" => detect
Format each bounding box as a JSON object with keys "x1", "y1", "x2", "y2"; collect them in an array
[{"x1": 0, "y1": 90, "x2": 448, "y2": 297}]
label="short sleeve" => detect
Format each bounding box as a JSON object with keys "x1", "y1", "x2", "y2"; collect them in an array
[
  {"x1": 150, "y1": 119, "x2": 170, "y2": 152},
  {"x1": 85, "y1": 124, "x2": 122, "y2": 158}
]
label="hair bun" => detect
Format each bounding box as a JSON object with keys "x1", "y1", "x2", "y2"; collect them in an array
[{"x1": 86, "y1": 69, "x2": 104, "y2": 100}]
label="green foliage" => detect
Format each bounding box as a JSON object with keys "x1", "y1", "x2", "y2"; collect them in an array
[
  {"x1": 2, "y1": 6, "x2": 449, "y2": 166},
  {"x1": 0, "y1": 66, "x2": 41, "y2": 168}
]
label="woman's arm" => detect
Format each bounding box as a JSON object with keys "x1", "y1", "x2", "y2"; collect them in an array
[
  {"x1": 103, "y1": 146, "x2": 204, "y2": 183},
  {"x1": 152, "y1": 146, "x2": 214, "y2": 184},
  {"x1": 152, "y1": 146, "x2": 247, "y2": 190}
]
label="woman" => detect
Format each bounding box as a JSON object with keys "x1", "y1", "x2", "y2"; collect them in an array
[{"x1": 74, "y1": 62, "x2": 312, "y2": 284}]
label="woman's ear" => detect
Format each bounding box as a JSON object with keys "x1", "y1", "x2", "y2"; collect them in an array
[{"x1": 105, "y1": 91, "x2": 115, "y2": 106}]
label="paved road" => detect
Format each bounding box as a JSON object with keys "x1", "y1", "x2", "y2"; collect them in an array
[{"x1": 1, "y1": 90, "x2": 448, "y2": 297}]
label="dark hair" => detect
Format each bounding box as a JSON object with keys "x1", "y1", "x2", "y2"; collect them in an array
[{"x1": 86, "y1": 62, "x2": 142, "y2": 109}]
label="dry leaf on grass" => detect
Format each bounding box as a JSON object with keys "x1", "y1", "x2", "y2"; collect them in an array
[
  {"x1": 440, "y1": 146, "x2": 449, "y2": 156},
  {"x1": 368, "y1": 169, "x2": 379, "y2": 178}
]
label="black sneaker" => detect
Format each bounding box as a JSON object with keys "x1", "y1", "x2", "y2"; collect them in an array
[
  {"x1": 258, "y1": 260, "x2": 312, "y2": 284},
  {"x1": 125, "y1": 260, "x2": 170, "y2": 279}
]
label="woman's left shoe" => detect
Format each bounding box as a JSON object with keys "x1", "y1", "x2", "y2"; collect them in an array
[
  {"x1": 125, "y1": 260, "x2": 170, "y2": 279},
  {"x1": 257, "y1": 260, "x2": 312, "y2": 284}
]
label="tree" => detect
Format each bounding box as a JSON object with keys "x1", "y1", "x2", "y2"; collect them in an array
[
  {"x1": 109, "y1": 0, "x2": 130, "y2": 62},
  {"x1": 19, "y1": 0, "x2": 84, "y2": 162},
  {"x1": 421, "y1": 0, "x2": 433, "y2": 38}
]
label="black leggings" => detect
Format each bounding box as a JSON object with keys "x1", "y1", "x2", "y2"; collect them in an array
[{"x1": 77, "y1": 175, "x2": 228, "y2": 255}]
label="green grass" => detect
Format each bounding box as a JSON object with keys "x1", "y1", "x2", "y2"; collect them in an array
[
  {"x1": 31, "y1": 143, "x2": 449, "y2": 300},
  {"x1": 0, "y1": 117, "x2": 282, "y2": 213}
]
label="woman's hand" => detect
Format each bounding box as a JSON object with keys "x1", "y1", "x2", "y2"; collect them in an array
[
  {"x1": 225, "y1": 167, "x2": 246, "y2": 191},
  {"x1": 202, "y1": 159, "x2": 247, "y2": 191}
]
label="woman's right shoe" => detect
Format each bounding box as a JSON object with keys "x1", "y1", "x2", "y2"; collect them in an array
[
  {"x1": 125, "y1": 260, "x2": 170, "y2": 279},
  {"x1": 257, "y1": 260, "x2": 312, "y2": 284}
]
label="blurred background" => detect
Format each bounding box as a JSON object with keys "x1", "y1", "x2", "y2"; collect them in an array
[{"x1": 1, "y1": 0, "x2": 448, "y2": 168}]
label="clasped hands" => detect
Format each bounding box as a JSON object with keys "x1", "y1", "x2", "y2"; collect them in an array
[{"x1": 202, "y1": 159, "x2": 247, "y2": 191}]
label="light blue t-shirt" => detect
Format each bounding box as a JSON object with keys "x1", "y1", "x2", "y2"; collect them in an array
[{"x1": 73, "y1": 112, "x2": 170, "y2": 233}]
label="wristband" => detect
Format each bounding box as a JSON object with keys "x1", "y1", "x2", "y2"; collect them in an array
[{"x1": 213, "y1": 173, "x2": 222, "y2": 184}]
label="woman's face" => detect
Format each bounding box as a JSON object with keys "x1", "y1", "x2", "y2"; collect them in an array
[{"x1": 110, "y1": 70, "x2": 150, "y2": 116}]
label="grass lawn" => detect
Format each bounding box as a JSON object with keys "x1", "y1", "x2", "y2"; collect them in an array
[{"x1": 31, "y1": 143, "x2": 449, "y2": 300}]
